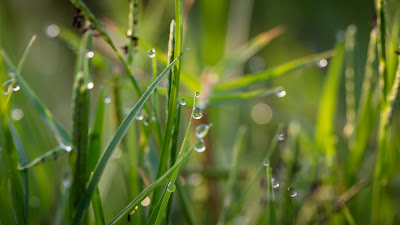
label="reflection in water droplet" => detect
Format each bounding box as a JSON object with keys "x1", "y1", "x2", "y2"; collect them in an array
[
  {"x1": 148, "y1": 48, "x2": 155, "y2": 58},
  {"x1": 251, "y1": 103, "x2": 272, "y2": 125},
  {"x1": 141, "y1": 197, "x2": 151, "y2": 206},
  {"x1": 194, "y1": 139, "x2": 206, "y2": 152},
  {"x1": 46, "y1": 24, "x2": 60, "y2": 38},
  {"x1": 192, "y1": 107, "x2": 203, "y2": 119},
  {"x1": 195, "y1": 124, "x2": 210, "y2": 139},
  {"x1": 135, "y1": 110, "x2": 144, "y2": 120},
  {"x1": 275, "y1": 89, "x2": 286, "y2": 98},
  {"x1": 104, "y1": 97, "x2": 111, "y2": 104},
  {"x1": 12, "y1": 85, "x2": 20, "y2": 92},
  {"x1": 56, "y1": 137, "x2": 72, "y2": 152},
  {"x1": 167, "y1": 182, "x2": 176, "y2": 192},
  {"x1": 87, "y1": 82, "x2": 94, "y2": 89},
  {"x1": 11, "y1": 109, "x2": 24, "y2": 121},
  {"x1": 277, "y1": 133, "x2": 286, "y2": 141},
  {"x1": 317, "y1": 59, "x2": 328, "y2": 68},
  {"x1": 263, "y1": 158, "x2": 270, "y2": 167},
  {"x1": 180, "y1": 98, "x2": 187, "y2": 106},
  {"x1": 195, "y1": 91, "x2": 200, "y2": 97},
  {"x1": 271, "y1": 178, "x2": 279, "y2": 189},
  {"x1": 288, "y1": 187, "x2": 297, "y2": 197},
  {"x1": 87, "y1": 51, "x2": 95, "y2": 59}
]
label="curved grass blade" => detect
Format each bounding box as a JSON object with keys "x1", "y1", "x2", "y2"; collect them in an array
[
  {"x1": 107, "y1": 141, "x2": 199, "y2": 224},
  {"x1": 214, "y1": 50, "x2": 334, "y2": 92},
  {"x1": 70, "y1": 50, "x2": 187, "y2": 225},
  {"x1": 0, "y1": 50, "x2": 72, "y2": 145},
  {"x1": 19, "y1": 146, "x2": 66, "y2": 171}
]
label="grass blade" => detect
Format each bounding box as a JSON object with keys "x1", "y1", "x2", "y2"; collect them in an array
[
  {"x1": 70, "y1": 50, "x2": 186, "y2": 225},
  {"x1": 214, "y1": 50, "x2": 334, "y2": 92}
]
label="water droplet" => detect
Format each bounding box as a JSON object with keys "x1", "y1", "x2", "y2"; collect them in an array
[
  {"x1": 275, "y1": 89, "x2": 286, "y2": 98},
  {"x1": 192, "y1": 107, "x2": 203, "y2": 119},
  {"x1": 87, "y1": 82, "x2": 94, "y2": 89},
  {"x1": 263, "y1": 158, "x2": 270, "y2": 167},
  {"x1": 148, "y1": 48, "x2": 155, "y2": 58},
  {"x1": 11, "y1": 109, "x2": 24, "y2": 121},
  {"x1": 167, "y1": 182, "x2": 176, "y2": 192},
  {"x1": 317, "y1": 59, "x2": 328, "y2": 68},
  {"x1": 194, "y1": 139, "x2": 206, "y2": 152},
  {"x1": 12, "y1": 85, "x2": 20, "y2": 92},
  {"x1": 141, "y1": 197, "x2": 151, "y2": 206},
  {"x1": 126, "y1": 30, "x2": 132, "y2": 37},
  {"x1": 195, "y1": 91, "x2": 200, "y2": 97},
  {"x1": 271, "y1": 178, "x2": 279, "y2": 189},
  {"x1": 56, "y1": 137, "x2": 72, "y2": 152},
  {"x1": 46, "y1": 24, "x2": 60, "y2": 38},
  {"x1": 143, "y1": 116, "x2": 149, "y2": 126},
  {"x1": 288, "y1": 187, "x2": 297, "y2": 197},
  {"x1": 8, "y1": 72, "x2": 15, "y2": 78},
  {"x1": 195, "y1": 124, "x2": 210, "y2": 139},
  {"x1": 135, "y1": 110, "x2": 144, "y2": 120},
  {"x1": 86, "y1": 51, "x2": 94, "y2": 59},
  {"x1": 180, "y1": 98, "x2": 187, "y2": 105},
  {"x1": 3, "y1": 79, "x2": 13, "y2": 95},
  {"x1": 277, "y1": 133, "x2": 286, "y2": 141},
  {"x1": 62, "y1": 179, "x2": 71, "y2": 188},
  {"x1": 104, "y1": 97, "x2": 111, "y2": 104}
]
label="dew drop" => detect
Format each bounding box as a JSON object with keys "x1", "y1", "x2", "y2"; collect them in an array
[
  {"x1": 148, "y1": 48, "x2": 155, "y2": 58},
  {"x1": 288, "y1": 187, "x2": 297, "y2": 197},
  {"x1": 3, "y1": 79, "x2": 13, "y2": 95},
  {"x1": 277, "y1": 133, "x2": 286, "y2": 141},
  {"x1": 271, "y1": 178, "x2": 279, "y2": 189},
  {"x1": 194, "y1": 139, "x2": 206, "y2": 152},
  {"x1": 180, "y1": 98, "x2": 187, "y2": 106},
  {"x1": 275, "y1": 89, "x2": 286, "y2": 98},
  {"x1": 57, "y1": 137, "x2": 72, "y2": 152},
  {"x1": 87, "y1": 82, "x2": 94, "y2": 89},
  {"x1": 143, "y1": 116, "x2": 149, "y2": 126},
  {"x1": 8, "y1": 72, "x2": 15, "y2": 78},
  {"x1": 192, "y1": 107, "x2": 203, "y2": 119},
  {"x1": 317, "y1": 59, "x2": 328, "y2": 68},
  {"x1": 135, "y1": 110, "x2": 144, "y2": 120},
  {"x1": 11, "y1": 109, "x2": 24, "y2": 121},
  {"x1": 167, "y1": 182, "x2": 176, "y2": 192},
  {"x1": 86, "y1": 51, "x2": 95, "y2": 59},
  {"x1": 195, "y1": 124, "x2": 210, "y2": 139},
  {"x1": 195, "y1": 91, "x2": 200, "y2": 97},
  {"x1": 46, "y1": 24, "x2": 60, "y2": 38},
  {"x1": 263, "y1": 158, "x2": 270, "y2": 167},
  {"x1": 62, "y1": 179, "x2": 71, "y2": 188},
  {"x1": 12, "y1": 85, "x2": 20, "y2": 92},
  {"x1": 104, "y1": 97, "x2": 111, "y2": 104},
  {"x1": 141, "y1": 197, "x2": 151, "y2": 206}
]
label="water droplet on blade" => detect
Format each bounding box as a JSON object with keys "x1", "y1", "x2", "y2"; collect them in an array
[
  {"x1": 194, "y1": 139, "x2": 206, "y2": 152},
  {"x1": 195, "y1": 124, "x2": 210, "y2": 139},
  {"x1": 148, "y1": 48, "x2": 155, "y2": 58},
  {"x1": 135, "y1": 110, "x2": 144, "y2": 120},
  {"x1": 87, "y1": 82, "x2": 94, "y2": 89},
  {"x1": 12, "y1": 85, "x2": 20, "y2": 92},
  {"x1": 263, "y1": 158, "x2": 270, "y2": 167},
  {"x1": 271, "y1": 178, "x2": 279, "y2": 189},
  {"x1": 288, "y1": 187, "x2": 297, "y2": 197},
  {"x1": 275, "y1": 89, "x2": 286, "y2": 98},
  {"x1": 277, "y1": 133, "x2": 286, "y2": 141},
  {"x1": 317, "y1": 59, "x2": 328, "y2": 68},
  {"x1": 180, "y1": 98, "x2": 187, "y2": 106},
  {"x1": 192, "y1": 107, "x2": 203, "y2": 119},
  {"x1": 167, "y1": 182, "x2": 176, "y2": 192},
  {"x1": 86, "y1": 51, "x2": 94, "y2": 59},
  {"x1": 195, "y1": 91, "x2": 200, "y2": 97},
  {"x1": 143, "y1": 116, "x2": 149, "y2": 126}
]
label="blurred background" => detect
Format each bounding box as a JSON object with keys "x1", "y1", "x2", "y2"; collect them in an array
[{"x1": 0, "y1": 0, "x2": 381, "y2": 224}]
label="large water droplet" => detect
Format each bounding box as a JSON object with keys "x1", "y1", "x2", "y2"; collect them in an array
[
  {"x1": 192, "y1": 107, "x2": 203, "y2": 119},
  {"x1": 11, "y1": 109, "x2": 24, "y2": 121},
  {"x1": 167, "y1": 182, "x2": 176, "y2": 192},
  {"x1": 263, "y1": 158, "x2": 270, "y2": 167},
  {"x1": 180, "y1": 98, "x2": 187, "y2": 106},
  {"x1": 275, "y1": 89, "x2": 286, "y2": 98},
  {"x1": 277, "y1": 133, "x2": 286, "y2": 141},
  {"x1": 148, "y1": 48, "x2": 155, "y2": 58},
  {"x1": 194, "y1": 139, "x2": 206, "y2": 152},
  {"x1": 195, "y1": 91, "x2": 200, "y2": 97},
  {"x1": 288, "y1": 187, "x2": 297, "y2": 197},
  {"x1": 271, "y1": 178, "x2": 279, "y2": 189},
  {"x1": 135, "y1": 110, "x2": 144, "y2": 120},
  {"x1": 195, "y1": 124, "x2": 210, "y2": 139}
]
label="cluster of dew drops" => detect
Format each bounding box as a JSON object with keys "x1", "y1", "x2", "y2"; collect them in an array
[{"x1": 263, "y1": 133, "x2": 297, "y2": 198}]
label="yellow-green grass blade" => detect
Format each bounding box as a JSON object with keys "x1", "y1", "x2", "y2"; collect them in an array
[
  {"x1": 214, "y1": 50, "x2": 334, "y2": 92},
  {"x1": 70, "y1": 50, "x2": 186, "y2": 225}
]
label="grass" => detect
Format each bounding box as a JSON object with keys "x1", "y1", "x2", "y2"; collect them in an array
[{"x1": 1, "y1": 0, "x2": 400, "y2": 225}]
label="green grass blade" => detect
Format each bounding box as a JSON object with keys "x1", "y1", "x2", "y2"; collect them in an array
[
  {"x1": 216, "y1": 26, "x2": 284, "y2": 78},
  {"x1": 214, "y1": 50, "x2": 334, "y2": 92},
  {"x1": 375, "y1": 0, "x2": 388, "y2": 97},
  {"x1": 70, "y1": 50, "x2": 186, "y2": 225},
  {"x1": 18, "y1": 146, "x2": 65, "y2": 171},
  {"x1": 266, "y1": 164, "x2": 277, "y2": 225},
  {"x1": 175, "y1": 179, "x2": 198, "y2": 225},
  {"x1": 217, "y1": 126, "x2": 247, "y2": 225},
  {"x1": 0, "y1": 50, "x2": 72, "y2": 145},
  {"x1": 54, "y1": 176, "x2": 71, "y2": 225},
  {"x1": 315, "y1": 38, "x2": 345, "y2": 160},
  {"x1": 167, "y1": 20, "x2": 176, "y2": 106},
  {"x1": 107, "y1": 142, "x2": 199, "y2": 225}
]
